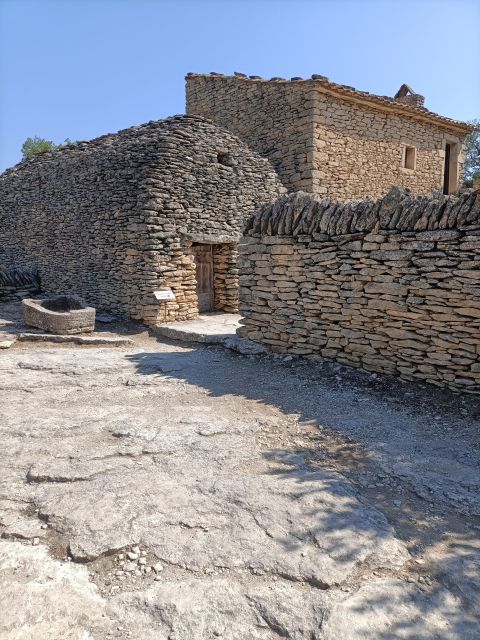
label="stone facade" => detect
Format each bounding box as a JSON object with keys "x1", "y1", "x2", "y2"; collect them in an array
[
  {"x1": 0, "y1": 116, "x2": 283, "y2": 324},
  {"x1": 238, "y1": 187, "x2": 480, "y2": 393},
  {"x1": 186, "y1": 73, "x2": 473, "y2": 200},
  {"x1": 187, "y1": 74, "x2": 312, "y2": 193}
]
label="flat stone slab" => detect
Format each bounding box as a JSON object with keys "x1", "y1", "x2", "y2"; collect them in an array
[
  {"x1": 17, "y1": 333, "x2": 134, "y2": 346},
  {"x1": 0, "y1": 337, "x2": 15, "y2": 349},
  {"x1": 154, "y1": 313, "x2": 241, "y2": 344},
  {"x1": 153, "y1": 314, "x2": 267, "y2": 355}
]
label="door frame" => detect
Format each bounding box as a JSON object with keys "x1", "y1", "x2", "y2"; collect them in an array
[
  {"x1": 192, "y1": 243, "x2": 214, "y2": 313},
  {"x1": 443, "y1": 140, "x2": 458, "y2": 195}
]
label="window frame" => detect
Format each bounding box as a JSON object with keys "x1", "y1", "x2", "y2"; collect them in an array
[{"x1": 402, "y1": 145, "x2": 416, "y2": 171}]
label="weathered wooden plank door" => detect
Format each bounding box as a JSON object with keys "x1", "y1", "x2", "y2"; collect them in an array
[{"x1": 193, "y1": 244, "x2": 214, "y2": 312}]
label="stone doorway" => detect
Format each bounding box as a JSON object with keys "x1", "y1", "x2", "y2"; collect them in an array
[
  {"x1": 193, "y1": 244, "x2": 214, "y2": 312},
  {"x1": 443, "y1": 141, "x2": 458, "y2": 195},
  {"x1": 191, "y1": 242, "x2": 239, "y2": 315}
]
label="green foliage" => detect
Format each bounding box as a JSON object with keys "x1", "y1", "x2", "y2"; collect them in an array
[
  {"x1": 21, "y1": 136, "x2": 57, "y2": 158},
  {"x1": 21, "y1": 136, "x2": 74, "y2": 159},
  {"x1": 463, "y1": 119, "x2": 480, "y2": 186}
]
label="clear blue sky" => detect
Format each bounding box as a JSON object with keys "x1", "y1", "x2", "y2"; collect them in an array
[{"x1": 1, "y1": 0, "x2": 479, "y2": 172}]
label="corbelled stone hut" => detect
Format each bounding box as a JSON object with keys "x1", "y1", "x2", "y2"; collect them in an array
[{"x1": 0, "y1": 115, "x2": 284, "y2": 323}]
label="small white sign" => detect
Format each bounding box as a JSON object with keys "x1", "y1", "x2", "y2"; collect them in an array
[{"x1": 154, "y1": 289, "x2": 176, "y2": 301}]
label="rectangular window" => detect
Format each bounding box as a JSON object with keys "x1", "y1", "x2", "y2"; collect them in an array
[{"x1": 403, "y1": 146, "x2": 416, "y2": 170}]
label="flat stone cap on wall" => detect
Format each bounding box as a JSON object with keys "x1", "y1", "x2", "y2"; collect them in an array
[{"x1": 244, "y1": 187, "x2": 480, "y2": 238}]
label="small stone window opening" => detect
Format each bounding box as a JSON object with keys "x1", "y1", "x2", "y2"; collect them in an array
[
  {"x1": 217, "y1": 150, "x2": 232, "y2": 166},
  {"x1": 403, "y1": 146, "x2": 416, "y2": 170}
]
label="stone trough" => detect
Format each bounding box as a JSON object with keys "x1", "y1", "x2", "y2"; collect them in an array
[{"x1": 22, "y1": 296, "x2": 95, "y2": 335}]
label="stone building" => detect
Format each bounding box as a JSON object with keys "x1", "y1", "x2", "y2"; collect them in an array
[
  {"x1": 186, "y1": 73, "x2": 473, "y2": 200},
  {"x1": 0, "y1": 115, "x2": 283, "y2": 323}
]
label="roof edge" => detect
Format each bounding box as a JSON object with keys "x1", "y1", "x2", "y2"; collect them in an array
[
  {"x1": 186, "y1": 73, "x2": 474, "y2": 135},
  {"x1": 0, "y1": 115, "x2": 235, "y2": 178}
]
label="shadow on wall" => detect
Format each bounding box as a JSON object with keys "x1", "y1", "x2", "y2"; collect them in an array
[{"x1": 125, "y1": 346, "x2": 480, "y2": 637}]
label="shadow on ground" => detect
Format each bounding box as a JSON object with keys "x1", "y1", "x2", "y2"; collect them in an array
[{"x1": 125, "y1": 346, "x2": 480, "y2": 637}]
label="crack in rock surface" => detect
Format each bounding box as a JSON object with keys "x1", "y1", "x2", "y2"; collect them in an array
[{"x1": 1, "y1": 342, "x2": 479, "y2": 638}]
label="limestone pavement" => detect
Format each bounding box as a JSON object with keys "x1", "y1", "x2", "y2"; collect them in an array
[{"x1": 1, "y1": 304, "x2": 479, "y2": 638}]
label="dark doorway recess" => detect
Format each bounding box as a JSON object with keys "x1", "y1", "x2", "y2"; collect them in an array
[
  {"x1": 443, "y1": 143, "x2": 451, "y2": 195},
  {"x1": 193, "y1": 244, "x2": 214, "y2": 312}
]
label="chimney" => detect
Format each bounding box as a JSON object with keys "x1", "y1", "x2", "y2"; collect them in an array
[{"x1": 394, "y1": 84, "x2": 425, "y2": 108}]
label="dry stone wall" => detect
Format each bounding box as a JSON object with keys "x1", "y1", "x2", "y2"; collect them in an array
[
  {"x1": 213, "y1": 244, "x2": 239, "y2": 313},
  {"x1": 0, "y1": 267, "x2": 40, "y2": 301},
  {"x1": 187, "y1": 73, "x2": 313, "y2": 192},
  {"x1": 0, "y1": 115, "x2": 283, "y2": 324},
  {"x1": 186, "y1": 73, "x2": 470, "y2": 200},
  {"x1": 238, "y1": 187, "x2": 480, "y2": 393}
]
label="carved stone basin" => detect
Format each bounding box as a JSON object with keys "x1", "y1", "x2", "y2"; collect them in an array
[{"x1": 22, "y1": 295, "x2": 96, "y2": 334}]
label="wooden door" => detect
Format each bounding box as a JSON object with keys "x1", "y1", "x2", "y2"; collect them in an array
[{"x1": 193, "y1": 244, "x2": 214, "y2": 312}]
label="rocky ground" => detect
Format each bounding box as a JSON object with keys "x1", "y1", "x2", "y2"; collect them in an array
[{"x1": 1, "y1": 301, "x2": 480, "y2": 639}]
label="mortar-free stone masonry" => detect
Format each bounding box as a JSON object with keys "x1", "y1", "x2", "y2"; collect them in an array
[
  {"x1": 0, "y1": 115, "x2": 284, "y2": 322},
  {"x1": 186, "y1": 73, "x2": 473, "y2": 199},
  {"x1": 0, "y1": 72, "x2": 478, "y2": 391},
  {"x1": 238, "y1": 187, "x2": 480, "y2": 393}
]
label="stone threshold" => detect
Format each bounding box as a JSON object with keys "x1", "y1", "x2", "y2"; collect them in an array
[{"x1": 152, "y1": 313, "x2": 266, "y2": 355}]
